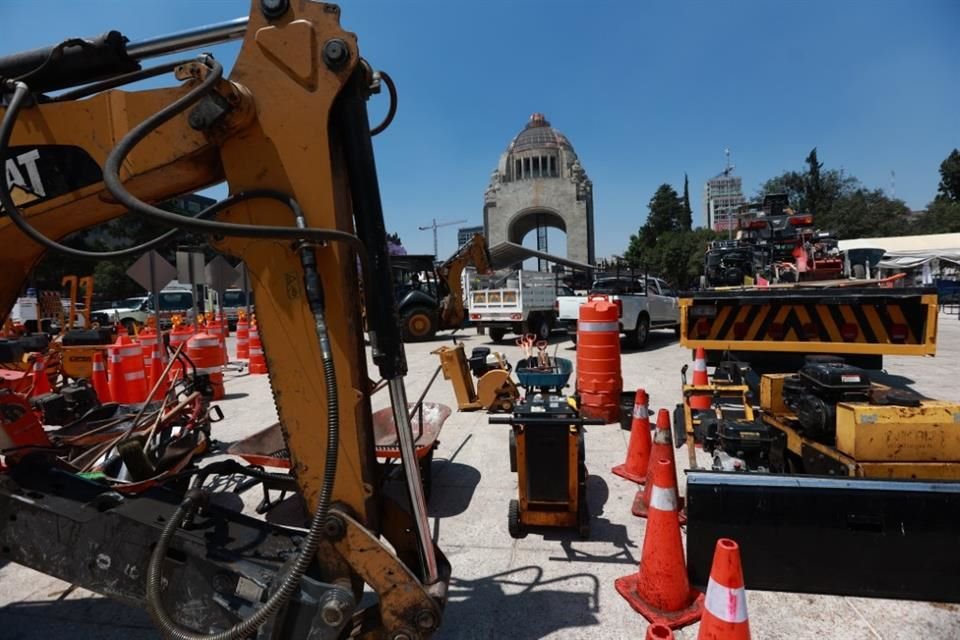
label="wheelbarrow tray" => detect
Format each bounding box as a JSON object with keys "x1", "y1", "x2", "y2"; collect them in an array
[
  {"x1": 515, "y1": 357, "x2": 573, "y2": 390},
  {"x1": 227, "y1": 402, "x2": 451, "y2": 468}
]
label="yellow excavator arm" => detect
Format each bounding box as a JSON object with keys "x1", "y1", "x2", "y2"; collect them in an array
[
  {"x1": 436, "y1": 233, "x2": 491, "y2": 328},
  {"x1": 0, "y1": 2, "x2": 446, "y2": 638}
]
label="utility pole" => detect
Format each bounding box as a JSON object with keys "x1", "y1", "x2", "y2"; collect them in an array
[{"x1": 418, "y1": 218, "x2": 467, "y2": 257}]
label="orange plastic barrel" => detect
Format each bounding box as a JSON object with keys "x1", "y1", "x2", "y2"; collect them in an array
[
  {"x1": 137, "y1": 326, "x2": 159, "y2": 373},
  {"x1": 186, "y1": 331, "x2": 224, "y2": 400},
  {"x1": 108, "y1": 336, "x2": 148, "y2": 404},
  {"x1": 576, "y1": 295, "x2": 622, "y2": 422},
  {"x1": 168, "y1": 322, "x2": 194, "y2": 383},
  {"x1": 235, "y1": 313, "x2": 250, "y2": 360},
  {"x1": 205, "y1": 317, "x2": 228, "y2": 367}
]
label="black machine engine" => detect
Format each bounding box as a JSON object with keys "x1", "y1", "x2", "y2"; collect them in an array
[
  {"x1": 30, "y1": 381, "x2": 99, "y2": 426},
  {"x1": 783, "y1": 357, "x2": 871, "y2": 444},
  {"x1": 468, "y1": 346, "x2": 510, "y2": 378},
  {"x1": 705, "y1": 246, "x2": 755, "y2": 287},
  {"x1": 701, "y1": 415, "x2": 774, "y2": 472}
]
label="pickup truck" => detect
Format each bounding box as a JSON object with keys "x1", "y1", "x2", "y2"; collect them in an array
[{"x1": 556, "y1": 275, "x2": 680, "y2": 348}]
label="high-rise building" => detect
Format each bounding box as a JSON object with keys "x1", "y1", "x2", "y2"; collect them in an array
[
  {"x1": 704, "y1": 151, "x2": 745, "y2": 232},
  {"x1": 457, "y1": 225, "x2": 484, "y2": 248}
]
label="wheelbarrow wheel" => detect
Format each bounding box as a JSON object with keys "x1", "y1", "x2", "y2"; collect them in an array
[{"x1": 508, "y1": 499, "x2": 525, "y2": 538}]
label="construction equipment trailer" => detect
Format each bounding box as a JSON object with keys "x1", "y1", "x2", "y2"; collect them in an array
[
  {"x1": 0, "y1": 2, "x2": 450, "y2": 638},
  {"x1": 677, "y1": 282, "x2": 960, "y2": 603}
]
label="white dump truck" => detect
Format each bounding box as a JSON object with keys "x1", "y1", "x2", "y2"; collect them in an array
[{"x1": 467, "y1": 269, "x2": 563, "y2": 342}]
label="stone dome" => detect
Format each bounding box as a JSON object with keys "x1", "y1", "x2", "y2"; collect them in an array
[{"x1": 507, "y1": 113, "x2": 575, "y2": 154}]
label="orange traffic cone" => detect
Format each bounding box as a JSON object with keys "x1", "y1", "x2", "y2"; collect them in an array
[
  {"x1": 248, "y1": 322, "x2": 268, "y2": 375},
  {"x1": 616, "y1": 458, "x2": 704, "y2": 628},
  {"x1": 613, "y1": 388, "x2": 652, "y2": 483},
  {"x1": 647, "y1": 624, "x2": 675, "y2": 639},
  {"x1": 633, "y1": 409, "x2": 685, "y2": 522},
  {"x1": 697, "y1": 539, "x2": 751, "y2": 639},
  {"x1": 29, "y1": 357, "x2": 52, "y2": 397},
  {"x1": 690, "y1": 347, "x2": 711, "y2": 411},
  {"x1": 91, "y1": 350, "x2": 112, "y2": 403}
]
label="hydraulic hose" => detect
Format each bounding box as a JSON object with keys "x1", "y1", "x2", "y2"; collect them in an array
[
  {"x1": 0, "y1": 79, "x2": 191, "y2": 259},
  {"x1": 2, "y1": 51, "x2": 362, "y2": 638}
]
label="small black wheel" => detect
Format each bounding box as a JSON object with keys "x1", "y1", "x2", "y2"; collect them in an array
[
  {"x1": 509, "y1": 430, "x2": 517, "y2": 473},
  {"x1": 508, "y1": 499, "x2": 525, "y2": 538},
  {"x1": 488, "y1": 327, "x2": 507, "y2": 343},
  {"x1": 627, "y1": 314, "x2": 650, "y2": 349}
]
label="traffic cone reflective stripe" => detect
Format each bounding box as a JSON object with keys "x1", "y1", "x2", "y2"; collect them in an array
[
  {"x1": 690, "y1": 347, "x2": 711, "y2": 410},
  {"x1": 648, "y1": 483, "x2": 678, "y2": 512},
  {"x1": 615, "y1": 458, "x2": 703, "y2": 628},
  {"x1": 704, "y1": 578, "x2": 748, "y2": 624},
  {"x1": 91, "y1": 350, "x2": 111, "y2": 403},
  {"x1": 697, "y1": 538, "x2": 751, "y2": 639},
  {"x1": 613, "y1": 388, "x2": 652, "y2": 483},
  {"x1": 633, "y1": 409, "x2": 685, "y2": 523},
  {"x1": 646, "y1": 624, "x2": 675, "y2": 639}
]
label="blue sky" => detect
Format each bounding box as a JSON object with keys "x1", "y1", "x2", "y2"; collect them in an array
[{"x1": 3, "y1": 1, "x2": 957, "y2": 259}]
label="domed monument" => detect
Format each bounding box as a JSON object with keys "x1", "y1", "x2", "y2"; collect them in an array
[{"x1": 483, "y1": 113, "x2": 595, "y2": 266}]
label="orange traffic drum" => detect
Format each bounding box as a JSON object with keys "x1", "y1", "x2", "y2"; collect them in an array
[
  {"x1": 186, "y1": 331, "x2": 224, "y2": 399},
  {"x1": 576, "y1": 295, "x2": 622, "y2": 422}
]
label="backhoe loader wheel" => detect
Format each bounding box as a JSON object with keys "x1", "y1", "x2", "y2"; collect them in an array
[
  {"x1": 401, "y1": 306, "x2": 437, "y2": 342},
  {"x1": 508, "y1": 499, "x2": 525, "y2": 538}
]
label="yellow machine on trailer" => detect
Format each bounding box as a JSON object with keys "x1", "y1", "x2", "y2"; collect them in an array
[{"x1": 678, "y1": 280, "x2": 960, "y2": 604}]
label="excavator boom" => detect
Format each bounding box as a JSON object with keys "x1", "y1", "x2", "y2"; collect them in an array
[{"x1": 0, "y1": 2, "x2": 447, "y2": 638}]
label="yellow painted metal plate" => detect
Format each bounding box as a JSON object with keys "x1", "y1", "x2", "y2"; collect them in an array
[
  {"x1": 856, "y1": 462, "x2": 960, "y2": 480},
  {"x1": 836, "y1": 401, "x2": 960, "y2": 462}
]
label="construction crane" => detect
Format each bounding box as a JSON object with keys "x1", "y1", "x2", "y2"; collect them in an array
[{"x1": 419, "y1": 217, "x2": 467, "y2": 257}]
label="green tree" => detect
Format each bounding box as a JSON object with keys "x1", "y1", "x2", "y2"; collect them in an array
[
  {"x1": 913, "y1": 198, "x2": 960, "y2": 234},
  {"x1": 826, "y1": 188, "x2": 911, "y2": 238},
  {"x1": 680, "y1": 173, "x2": 692, "y2": 231},
  {"x1": 805, "y1": 148, "x2": 824, "y2": 215},
  {"x1": 936, "y1": 149, "x2": 960, "y2": 202}
]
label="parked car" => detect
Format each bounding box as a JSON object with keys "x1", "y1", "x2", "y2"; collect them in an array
[{"x1": 556, "y1": 275, "x2": 680, "y2": 348}]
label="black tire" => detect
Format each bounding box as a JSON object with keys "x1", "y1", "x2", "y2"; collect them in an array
[
  {"x1": 626, "y1": 314, "x2": 650, "y2": 349},
  {"x1": 528, "y1": 316, "x2": 551, "y2": 341},
  {"x1": 488, "y1": 327, "x2": 507, "y2": 343},
  {"x1": 509, "y1": 430, "x2": 517, "y2": 473},
  {"x1": 400, "y1": 306, "x2": 437, "y2": 342},
  {"x1": 577, "y1": 434, "x2": 589, "y2": 539},
  {"x1": 508, "y1": 499, "x2": 525, "y2": 538}
]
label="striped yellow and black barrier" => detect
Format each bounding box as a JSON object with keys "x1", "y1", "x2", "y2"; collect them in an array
[{"x1": 680, "y1": 287, "x2": 938, "y2": 356}]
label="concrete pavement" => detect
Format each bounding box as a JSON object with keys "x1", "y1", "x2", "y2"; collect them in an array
[{"x1": 2, "y1": 313, "x2": 959, "y2": 638}]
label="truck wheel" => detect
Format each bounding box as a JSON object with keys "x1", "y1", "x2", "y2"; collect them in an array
[
  {"x1": 401, "y1": 307, "x2": 437, "y2": 342},
  {"x1": 508, "y1": 499, "x2": 525, "y2": 538},
  {"x1": 534, "y1": 317, "x2": 551, "y2": 341},
  {"x1": 488, "y1": 327, "x2": 507, "y2": 343},
  {"x1": 626, "y1": 314, "x2": 649, "y2": 349}
]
